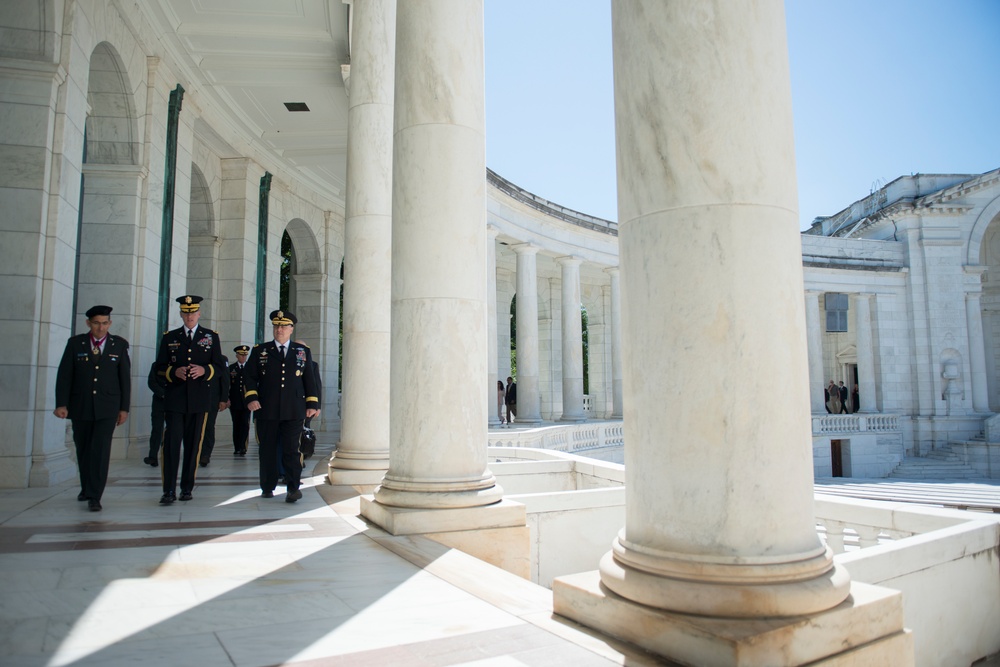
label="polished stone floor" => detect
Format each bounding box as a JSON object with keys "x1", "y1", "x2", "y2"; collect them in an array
[{"x1": 0, "y1": 432, "x2": 663, "y2": 667}]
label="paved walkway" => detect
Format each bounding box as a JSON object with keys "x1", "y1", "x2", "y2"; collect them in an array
[
  {"x1": 815, "y1": 476, "x2": 1000, "y2": 512},
  {"x1": 0, "y1": 436, "x2": 663, "y2": 667}
]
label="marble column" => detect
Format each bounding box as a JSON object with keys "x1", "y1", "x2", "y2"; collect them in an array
[
  {"x1": 513, "y1": 243, "x2": 542, "y2": 423},
  {"x1": 966, "y1": 290, "x2": 990, "y2": 413},
  {"x1": 329, "y1": 0, "x2": 396, "y2": 484},
  {"x1": 368, "y1": 0, "x2": 502, "y2": 511},
  {"x1": 805, "y1": 290, "x2": 827, "y2": 413},
  {"x1": 550, "y1": 3, "x2": 913, "y2": 663},
  {"x1": 487, "y1": 225, "x2": 502, "y2": 427},
  {"x1": 854, "y1": 293, "x2": 878, "y2": 413},
  {"x1": 559, "y1": 256, "x2": 586, "y2": 421},
  {"x1": 606, "y1": 267, "x2": 624, "y2": 419}
]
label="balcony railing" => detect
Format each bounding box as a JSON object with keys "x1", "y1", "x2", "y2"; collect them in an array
[{"x1": 812, "y1": 413, "x2": 899, "y2": 435}]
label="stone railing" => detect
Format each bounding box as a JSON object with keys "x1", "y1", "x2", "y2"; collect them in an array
[
  {"x1": 489, "y1": 420, "x2": 624, "y2": 454},
  {"x1": 813, "y1": 494, "x2": 1000, "y2": 666},
  {"x1": 812, "y1": 413, "x2": 899, "y2": 435}
]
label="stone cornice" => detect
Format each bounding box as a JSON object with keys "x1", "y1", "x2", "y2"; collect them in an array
[{"x1": 487, "y1": 169, "x2": 618, "y2": 237}]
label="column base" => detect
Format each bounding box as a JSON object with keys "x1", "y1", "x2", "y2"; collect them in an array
[
  {"x1": 553, "y1": 571, "x2": 912, "y2": 667},
  {"x1": 360, "y1": 496, "x2": 530, "y2": 577},
  {"x1": 559, "y1": 415, "x2": 587, "y2": 423},
  {"x1": 326, "y1": 467, "x2": 386, "y2": 489}
]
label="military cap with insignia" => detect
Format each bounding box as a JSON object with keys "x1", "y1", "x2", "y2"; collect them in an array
[
  {"x1": 176, "y1": 295, "x2": 204, "y2": 312},
  {"x1": 269, "y1": 309, "x2": 297, "y2": 326},
  {"x1": 85, "y1": 305, "x2": 113, "y2": 318},
  {"x1": 233, "y1": 345, "x2": 250, "y2": 354}
]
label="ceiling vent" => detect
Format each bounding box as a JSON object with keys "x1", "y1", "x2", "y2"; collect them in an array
[{"x1": 283, "y1": 102, "x2": 310, "y2": 112}]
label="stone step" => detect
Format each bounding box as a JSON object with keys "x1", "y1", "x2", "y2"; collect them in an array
[
  {"x1": 889, "y1": 456, "x2": 982, "y2": 480},
  {"x1": 923, "y1": 448, "x2": 961, "y2": 462}
]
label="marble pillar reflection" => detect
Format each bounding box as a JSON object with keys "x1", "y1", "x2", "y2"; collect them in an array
[
  {"x1": 599, "y1": 0, "x2": 849, "y2": 617},
  {"x1": 487, "y1": 226, "x2": 501, "y2": 426},
  {"x1": 854, "y1": 293, "x2": 878, "y2": 413},
  {"x1": 559, "y1": 256, "x2": 585, "y2": 421},
  {"x1": 372, "y1": 0, "x2": 501, "y2": 509},
  {"x1": 607, "y1": 267, "x2": 623, "y2": 419},
  {"x1": 513, "y1": 244, "x2": 542, "y2": 423},
  {"x1": 331, "y1": 0, "x2": 396, "y2": 481},
  {"x1": 805, "y1": 290, "x2": 826, "y2": 413}
]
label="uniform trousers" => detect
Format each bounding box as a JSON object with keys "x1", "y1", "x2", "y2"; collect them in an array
[
  {"x1": 230, "y1": 407, "x2": 250, "y2": 454},
  {"x1": 256, "y1": 418, "x2": 303, "y2": 493},
  {"x1": 148, "y1": 395, "x2": 165, "y2": 459},
  {"x1": 199, "y1": 407, "x2": 221, "y2": 464},
  {"x1": 162, "y1": 411, "x2": 207, "y2": 495},
  {"x1": 72, "y1": 418, "x2": 116, "y2": 501}
]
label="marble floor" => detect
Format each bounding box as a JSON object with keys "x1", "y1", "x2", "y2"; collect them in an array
[{"x1": 0, "y1": 432, "x2": 665, "y2": 667}]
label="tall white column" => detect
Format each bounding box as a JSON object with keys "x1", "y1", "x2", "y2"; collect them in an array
[
  {"x1": 606, "y1": 267, "x2": 623, "y2": 418},
  {"x1": 854, "y1": 293, "x2": 878, "y2": 413},
  {"x1": 967, "y1": 290, "x2": 990, "y2": 413},
  {"x1": 513, "y1": 243, "x2": 542, "y2": 423},
  {"x1": 330, "y1": 0, "x2": 396, "y2": 483},
  {"x1": 554, "y1": 3, "x2": 911, "y2": 662},
  {"x1": 371, "y1": 0, "x2": 501, "y2": 509},
  {"x1": 559, "y1": 256, "x2": 586, "y2": 421},
  {"x1": 804, "y1": 290, "x2": 826, "y2": 413},
  {"x1": 599, "y1": 0, "x2": 848, "y2": 618},
  {"x1": 487, "y1": 225, "x2": 501, "y2": 426}
]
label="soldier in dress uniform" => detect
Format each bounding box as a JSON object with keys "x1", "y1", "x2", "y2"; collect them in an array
[
  {"x1": 154, "y1": 295, "x2": 225, "y2": 504},
  {"x1": 229, "y1": 345, "x2": 251, "y2": 457},
  {"x1": 54, "y1": 305, "x2": 131, "y2": 512},
  {"x1": 244, "y1": 310, "x2": 321, "y2": 503}
]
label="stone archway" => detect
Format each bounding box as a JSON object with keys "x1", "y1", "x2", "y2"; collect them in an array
[
  {"x1": 186, "y1": 165, "x2": 218, "y2": 325},
  {"x1": 280, "y1": 218, "x2": 323, "y2": 353},
  {"x1": 976, "y1": 200, "x2": 1000, "y2": 410}
]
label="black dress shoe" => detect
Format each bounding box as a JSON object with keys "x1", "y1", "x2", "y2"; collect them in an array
[
  {"x1": 179, "y1": 491, "x2": 193, "y2": 501},
  {"x1": 261, "y1": 490, "x2": 274, "y2": 498},
  {"x1": 144, "y1": 456, "x2": 158, "y2": 467},
  {"x1": 77, "y1": 491, "x2": 86, "y2": 501},
  {"x1": 285, "y1": 489, "x2": 303, "y2": 503},
  {"x1": 159, "y1": 492, "x2": 176, "y2": 505},
  {"x1": 88, "y1": 499, "x2": 102, "y2": 512}
]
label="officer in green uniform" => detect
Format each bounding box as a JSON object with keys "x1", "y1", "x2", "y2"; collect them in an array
[
  {"x1": 244, "y1": 310, "x2": 321, "y2": 503},
  {"x1": 54, "y1": 305, "x2": 131, "y2": 512},
  {"x1": 154, "y1": 295, "x2": 225, "y2": 504}
]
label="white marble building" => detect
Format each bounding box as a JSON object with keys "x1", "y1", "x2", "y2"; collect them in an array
[{"x1": 2, "y1": 1, "x2": 998, "y2": 662}]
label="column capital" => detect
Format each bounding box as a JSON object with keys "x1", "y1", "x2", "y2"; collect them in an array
[
  {"x1": 511, "y1": 242, "x2": 539, "y2": 256},
  {"x1": 557, "y1": 255, "x2": 582, "y2": 267},
  {"x1": 604, "y1": 266, "x2": 620, "y2": 277},
  {"x1": 486, "y1": 224, "x2": 500, "y2": 239},
  {"x1": 963, "y1": 264, "x2": 989, "y2": 276}
]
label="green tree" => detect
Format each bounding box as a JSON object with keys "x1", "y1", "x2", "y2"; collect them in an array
[{"x1": 509, "y1": 294, "x2": 517, "y2": 379}]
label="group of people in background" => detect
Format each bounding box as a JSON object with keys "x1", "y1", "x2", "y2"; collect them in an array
[
  {"x1": 825, "y1": 379, "x2": 860, "y2": 414},
  {"x1": 54, "y1": 295, "x2": 321, "y2": 511}
]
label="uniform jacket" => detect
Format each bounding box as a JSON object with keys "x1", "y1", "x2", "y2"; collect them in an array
[
  {"x1": 155, "y1": 325, "x2": 225, "y2": 413},
  {"x1": 147, "y1": 361, "x2": 167, "y2": 400},
  {"x1": 209, "y1": 356, "x2": 230, "y2": 408},
  {"x1": 56, "y1": 333, "x2": 131, "y2": 420},
  {"x1": 228, "y1": 362, "x2": 248, "y2": 408},
  {"x1": 243, "y1": 341, "x2": 320, "y2": 420}
]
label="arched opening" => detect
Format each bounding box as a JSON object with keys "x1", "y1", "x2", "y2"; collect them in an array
[
  {"x1": 280, "y1": 229, "x2": 295, "y2": 312},
  {"x1": 582, "y1": 304, "x2": 590, "y2": 396},
  {"x1": 74, "y1": 42, "x2": 141, "y2": 331},
  {"x1": 509, "y1": 293, "x2": 517, "y2": 379},
  {"x1": 978, "y1": 206, "x2": 1000, "y2": 410},
  {"x1": 186, "y1": 165, "x2": 217, "y2": 324}
]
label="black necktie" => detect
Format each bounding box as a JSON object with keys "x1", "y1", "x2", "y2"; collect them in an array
[
  {"x1": 279, "y1": 345, "x2": 286, "y2": 359},
  {"x1": 187, "y1": 330, "x2": 193, "y2": 344}
]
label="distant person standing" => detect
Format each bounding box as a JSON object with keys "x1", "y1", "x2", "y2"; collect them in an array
[
  {"x1": 154, "y1": 295, "x2": 225, "y2": 504},
  {"x1": 54, "y1": 305, "x2": 131, "y2": 512},
  {"x1": 838, "y1": 381, "x2": 849, "y2": 414},
  {"x1": 852, "y1": 384, "x2": 860, "y2": 413},
  {"x1": 827, "y1": 380, "x2": 841, "y2": 414},
  {"x1": 497, "y1": 380, "x2": 506, "y2": 424},
  {"x1": 505, "y1": 376, "x2": 517, "y2": 424},
  {"x1": 229, "y1": 345, "x2": 251, "y2": 456},
  {"x1": 145, "y1": 361, "x2": 166, "y2": 466},
  {"x1": 244, "y1": 310, "x2": 320, "y2": 503}
]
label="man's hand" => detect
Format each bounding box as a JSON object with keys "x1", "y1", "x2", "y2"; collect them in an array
[
  {"x1": 247, "y1": 400, "x2": 261, "y2": 412},
  {"x1": 306, "y1": 408, "x2": 320, "y2": 419},
  {"x1": 116, "y1": 411, "x2": 128, "y2": 426},
  {"x1": 188, "y1": 364, "x2": 205, "y2": 380},
  {"x1": 218, "y1": 401, "x2": 228, "y2": 412},
  {"x1": 175, "y1": 365, "x2": 189, "y2": 381},
  {"x1": 53, "y1": 407, "x2": 68, "y2": 419}
]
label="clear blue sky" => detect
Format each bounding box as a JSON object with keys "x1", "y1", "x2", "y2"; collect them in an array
[{"x1": 484, "y1": 1, "x2": 1000, "y2": 229}]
